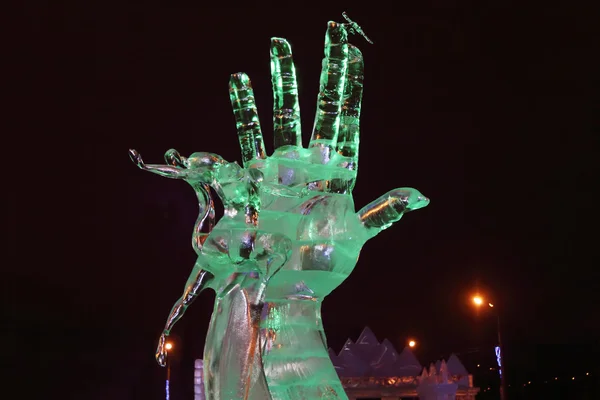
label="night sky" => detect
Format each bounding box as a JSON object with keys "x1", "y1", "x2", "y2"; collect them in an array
[{"x1": 5, "y1": 3, "x2": 598, "y2": 399}]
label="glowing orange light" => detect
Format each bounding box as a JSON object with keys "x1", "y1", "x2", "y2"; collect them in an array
[
  {"x1": 408, "y1": 340, "x2": 416, "y2": 348},
  {"x1": 473, "y1": 296, "x2": 483, "y2": 306},
  {"x1": 165, "y1": 342, "x2": 173, "y2": 351}
]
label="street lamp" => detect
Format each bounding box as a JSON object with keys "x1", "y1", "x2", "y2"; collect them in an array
[
  {"x1": 165, "y1": 342, "x2": 174, "y2": 400},
  {"x1": 472, "y1": 295, "x2": 507, "y2": 400}
]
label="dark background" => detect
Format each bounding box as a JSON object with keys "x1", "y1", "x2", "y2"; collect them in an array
[{"x1": 5, "y1": 2, "x2": 598, "y2": 399}]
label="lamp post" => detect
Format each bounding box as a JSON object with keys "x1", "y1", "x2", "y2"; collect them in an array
[
  {"x1": 473, "y1": 295, "x2": 507, "y2": 400},
  {"x1": 165, "y1": 342, "x2": 173, "y2": 400}
]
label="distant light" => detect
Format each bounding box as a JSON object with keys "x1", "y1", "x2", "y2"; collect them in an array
[
  {"x1": 488, "y1": 303, "x2": 494, "y2": 308},
  {"x1": 586, "y1": 372, "x2": 590, "y2": 376},
  {"x1": 572, "y1": 377, "x2": 575, "y2": 380},
  {"x1": 495, "y1": 346, "x2": 502, "y2": 373},
  {"x1": 473, "y1": 296, "x2": 483, "y2": 306},
  {"x1": 408, "y1": 340, "x2": 416, "y2": 348},
  {"x1": 165, "y1": 342, "x2": 173, "y2": 351},
  {"x1": 477, "y1": 364, "x2": 480, "y2": 367},
  {"x1": 555, "y1": 377, "x2": 558, "y2": 380},
  {"x1": 528, "y1": 381, "x2": 531, "y2": 384}
]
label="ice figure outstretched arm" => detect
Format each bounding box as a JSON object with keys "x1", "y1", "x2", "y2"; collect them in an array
[
  {"x1": 155, "y1": 182, "x2": 217, "y2": 368},
  {"x1": 128, "y1": 149, "x2": 218, "y2": 182},
  {"x1": 156, "y1": 259, "x2": 215, "y2": 366}
]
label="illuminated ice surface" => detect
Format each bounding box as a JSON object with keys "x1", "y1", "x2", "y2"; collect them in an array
[{"x1": 130, "y1": 15, "x2": 429, "y2": 400}]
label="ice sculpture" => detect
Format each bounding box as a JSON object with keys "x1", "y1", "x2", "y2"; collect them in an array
[{"x1": 130, "y1": 15, "x2": 429, "y2": 400}]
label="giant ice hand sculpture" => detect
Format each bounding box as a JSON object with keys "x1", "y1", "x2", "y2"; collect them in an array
[{"x1": 130, "y1": 16, "x2": 429, "y2": 400}]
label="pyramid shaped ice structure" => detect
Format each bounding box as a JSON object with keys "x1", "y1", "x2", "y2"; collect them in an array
[
  {"x1": 331, "y1": 326, "x2": 423, "y2": 377},
  {"x1": 446, "y1": 353, "x2": 469, "y2": 377},
  {"x1": 394, "y1": 344, "x2": 423, "y2": 377},
  {"x1": 336, "y1": 338, "x2": 370, "y2": 376}
]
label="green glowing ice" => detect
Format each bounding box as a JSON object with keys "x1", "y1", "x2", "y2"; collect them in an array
[{"x1": 130, "y1": 15, "x2": 429, "y2": 400}]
